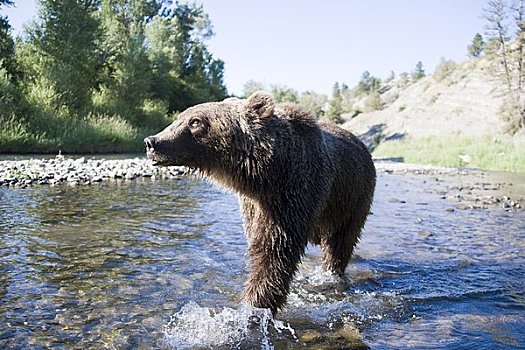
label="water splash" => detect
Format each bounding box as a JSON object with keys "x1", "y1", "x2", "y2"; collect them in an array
[
  {"x1": 163, "y1": 302, "x2": 295, "y2": 349},
  {"x1": 295, "y1": 266, "x2": 341, "y2": 287}
]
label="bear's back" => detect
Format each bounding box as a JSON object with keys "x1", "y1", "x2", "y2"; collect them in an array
[{"x1": 275, "y1": 103, "x2": 318, "y2": 128}]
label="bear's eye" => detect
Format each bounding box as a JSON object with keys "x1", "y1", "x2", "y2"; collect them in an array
[{"x1": 190, "y1": 118, "x2": 201, "y2": 128}]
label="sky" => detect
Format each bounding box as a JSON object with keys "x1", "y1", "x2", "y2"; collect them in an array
[{"x1": 1, "y1": 0, "x2": 486, "y2": 96}]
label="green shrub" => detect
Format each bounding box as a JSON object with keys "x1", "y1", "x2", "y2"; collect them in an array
[
  {"x1": 0, "y1": 116, "x2": 54, "y2": 153},
  {"x1": 61, "y1": 114, "x2": 139, "y2": 153},
  {"x1": 141, "y1": 98, "x2": 172, "y2": 130},
  {"x1": 0, "y1": 66, "x2": 19, "y2": 116},
  {"x1": 351, "y1": 109, "x2": 363, "y2": 118},
  {"x1": 433, "y1": 58, "x2": 457, "y2": 82},
  {"x1": 364, "y1": 92, "x2": 383, "y2": 112}
]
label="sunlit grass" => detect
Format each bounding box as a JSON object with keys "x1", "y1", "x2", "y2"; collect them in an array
[
  {"x1": 0, "y1": 116, "x2": 55, "y2": 152},
  {"x1": 0, "y1": 113, "x2": 165, "y2": 154},
  {"x1": 373, "y1": 136, "x2": 525, "y2": 173}
]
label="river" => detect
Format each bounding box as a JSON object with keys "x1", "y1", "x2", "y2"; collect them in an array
[{"x1": 0, "y1": 165, "x2": 524, "y2": 349}]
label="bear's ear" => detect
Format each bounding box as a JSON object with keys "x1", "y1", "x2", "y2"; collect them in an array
[{"x1": 245, "y1": 91, "x2": 275, "y2": 119}]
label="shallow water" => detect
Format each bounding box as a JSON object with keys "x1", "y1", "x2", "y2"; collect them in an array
[{"x1": 0, "y1": 170, "x2": 524, "y2": 349}]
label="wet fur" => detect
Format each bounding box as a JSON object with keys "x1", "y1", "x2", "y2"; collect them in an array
[{"x1": 146, "y1": 92, "x2": 376, "y2": 314}]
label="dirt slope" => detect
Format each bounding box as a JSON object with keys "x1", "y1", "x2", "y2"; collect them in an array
[{"x1": 342, "y1": 59, "x2": 509, "y2": 147}]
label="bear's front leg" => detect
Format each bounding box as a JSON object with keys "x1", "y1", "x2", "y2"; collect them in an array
[
  {"x1": 243, "y1": 227, "x2": 306, "y2": 314},
  {"x1": 244, "y1": 215, "x2": 307, "y2": 314},
  {"x1": 239, "y1": 195, "x2": 311, "y2": 314}
]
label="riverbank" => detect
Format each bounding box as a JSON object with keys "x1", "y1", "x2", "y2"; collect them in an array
[
  {"x1": 374, "y1": 159, "x2": 524, "y2": 211},
  {"x1": 371, "y1": 136, "x2": 525, "y2": 174},
  {"x1": 1, "y1": 155, "x2": 523, "y2": 212},
  {"x1": 0, "y1": 155, "x2": 184, "y2": 188}
]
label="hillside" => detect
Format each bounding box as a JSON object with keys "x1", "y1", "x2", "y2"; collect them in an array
[{"x1": 342, "y1": 58, "x2": 525, "y2": 173}]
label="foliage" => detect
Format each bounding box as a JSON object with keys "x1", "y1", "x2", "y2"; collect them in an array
[
  {"x1": 468, "y1": 33, "x2": 485, "y2": 57},
  {"x1": 20, "y1": 0, "x2": 100, "y2": 113},
  {"x1": 270, "y1": 85, "x2": 299, "y2": 103},
  {"x1": 241, "y1": 81, "x2": 327, "y2": 118},
  {"x1": 0, "y1": 0, "x2": 228, "y2": 153},
  {"x1": 484, "y1": 0, "x2": 525, "y2": 132},
  {"x1": 0, "y1": 65, "x2": 22, "y2": 117},
  {"x1": 398, "y1": 72, "x2": 411, "y2": 88},
  {"x1": 242, "y1": 80, "x2": 266, "y2": 98},
  {"x1": 96, "y1": 0, "x2": 156, "y2": 124},
  {"x1": 149, "y1": 2, "x2": 227, "y2": 109},
  {"x1": 299, "y1": 91, "x2": 327, "y2": 118},
  {"x1": 357, "y1": 70, "x2": 381, "y2": 95},
  {"x1": 433, "y1": 57, "x2": 458, "y2": 82},
  {"x1": 0, "y1": 0, "x2": 17, "y2": 79},
  {"x1": 60, "y1": 114, "x2": 140, "y2": 153},
  {"x1": 364, "y1": 91, "x2": 383, "y2": 112},
  {"x1": 412, "y1": 61, "x2": 426, "y2": 81},
  {"x1": 325, "y1": 82, "x2": 343, "y2": 123}
]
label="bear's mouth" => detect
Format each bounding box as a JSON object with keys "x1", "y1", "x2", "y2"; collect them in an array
[
  {"x1": 145, "y1": 150, "x2": 183, "y2": 167},
  {"x1": 146, "y1": 151, "x2": 168, "y2": 166}
]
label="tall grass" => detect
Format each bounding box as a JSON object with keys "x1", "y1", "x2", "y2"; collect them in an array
[
  {"x1": 0, "y1": 68, "x2": 174, "y2": 154},
  {"x1": 0, "y1": 116, "x2": 54, "y2": 152},
  {"x1": 0, "y1": 110, "x2": 174, "y2": 154},
  {"x1": 373, "y1": 136, "x2": 525, "y2": 173},
  {"x1": 60, "y1": 114, "x2": 141, "y2": 153}
]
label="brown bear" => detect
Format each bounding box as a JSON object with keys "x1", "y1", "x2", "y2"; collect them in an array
[{"x1": 145, "y1": 91, "x2": 376, "y2": 314}]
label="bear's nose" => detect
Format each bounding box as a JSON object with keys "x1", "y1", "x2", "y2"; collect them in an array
[{"x1": 144, "y1": 136, "x2": 157, "y2": 150}]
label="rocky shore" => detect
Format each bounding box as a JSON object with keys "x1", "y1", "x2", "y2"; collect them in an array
[
  {"x1": 0, "y1": 155, "x2": 185, "y2": 188},
  {"x1": 1, "y1": 156, "x2": 522, "y2": 211},
  {"x1": 374, "y1": 159, "x2": 523, "y2": 211}
]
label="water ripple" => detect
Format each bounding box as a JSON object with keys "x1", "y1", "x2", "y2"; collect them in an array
[{"x1": 0, "y1": 172, "x2": 524, "y2": 349}]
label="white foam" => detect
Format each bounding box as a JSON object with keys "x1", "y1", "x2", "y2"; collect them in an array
[
  {"x1": 295, "y1": 266, "x2": 340, "y2": 286},
  {"x1": 163, "y1": 302, "x2": 295, "y2": 349}
]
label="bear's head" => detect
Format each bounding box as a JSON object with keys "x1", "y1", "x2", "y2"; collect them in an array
[{"x1": 144, "y1": 91, "x2": 275, "y2": 171}]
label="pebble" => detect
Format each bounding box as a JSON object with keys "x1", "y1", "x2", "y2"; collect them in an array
[
  {"x1": 376, "y1": 162, "x2": 523, "y2": 212},
  {"x1": 0, "y1": 156, "x2": 185, "y2": 188}
]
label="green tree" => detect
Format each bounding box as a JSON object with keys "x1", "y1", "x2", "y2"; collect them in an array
[
  {"x1": 412, "y1": 61, "x2": 425, "y2": 80},
  {"x1": 0, "y1": 0, "x2": 17, "y2": 79},
  {"x1": 484, "y1": 0, "x2": 525, "y2": 131},
  {"x1": 96, "y1": 0, "x2": 160, "y2": 124},
  {"x1": 468, "y1": 33, "x2": 485, "y2": 57},
  {"x1": 325, "y1": 82, "x2": 343, "y2": 123},
  {"x1": 0, "y1": 65, "x2": 21, "y2": 118},
  {"x1": 242, "y1": 80, "x2": 266, "y2": 97},
  {"x1": 357, "y1": 70, "x2": 381, "y2": 95},
  {"x1": 0, "y1": 0, "x2": 24, "y2": 118},
  {"x1": 178, "y1": 4, "x2": 227, "y2": 106},
  {"x1": 18, "y1": 0, "x2": 101, "y2": 113},
  {"x1": 364, "y1": 91, "x2": 383, "y2": 112},
  {"x1": 183, "y1": 41, "x2": 227, "y2": 105},
  {"x1": 0, "y1": 0, "x2": 230, "y2": 152},
  {"x1": 146, "y1": 2, "x2": 227, "y2": 112},
  {"x1": 270, "y1": 84, "x2": 298, "y2": 103},
  {"x1": 299, "y1": 91, "x2": 327, "y2": 118}
]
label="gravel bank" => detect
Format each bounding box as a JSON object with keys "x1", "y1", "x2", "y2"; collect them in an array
[
  {"x1": 374, "y1": 159, "x2": 524, "y2": 211},
  {"x1": 0, "y1": 155, "x2": 184, "y2": 188},
  {"x1": 1, "y1": 156, "x2": 522, "y2": 211}
]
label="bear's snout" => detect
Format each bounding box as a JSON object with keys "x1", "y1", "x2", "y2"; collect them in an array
[
  {"x1": 144, "y1": 136, "x2": 163, "y2": 165},
  {"x1": 144, "y1": 136, "x2": 157, "y2": 151}
]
